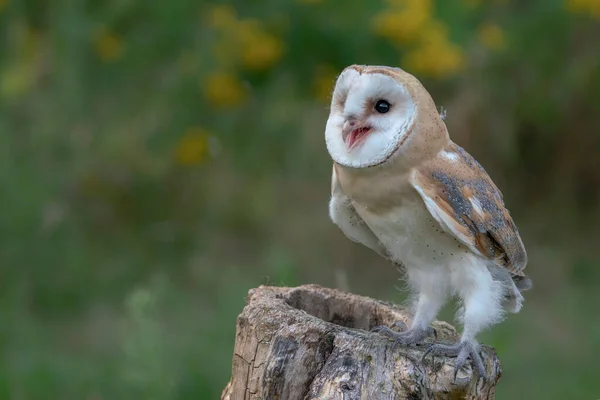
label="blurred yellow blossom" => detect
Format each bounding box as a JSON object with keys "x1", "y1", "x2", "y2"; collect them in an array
[
  {"x1": 1, "y1": 24, "x2": 40, "y2": 99},
  {"x1": 207, "y1": 4, "x2": 238, "y2": 29},
  {"x1": 209, "y1": 15, "x2": 284, "y2": 71},
  {"x1": 0, "y1": 0, "x2": 7, "y2": 12},
  {"x1": 24, "y1": 27, "x2": 40, "y2": 56},
  {"x1": 478, "y1": 23, "x2": 506, "y2": 50},
  {"x1": 372, "y1": 0, "x2": 432, "y2": 44},
  {"x1": 371, "y1": 0, "x2": 467, "y2": 78},
  {"x1": 462, "y1": 0, "x2": 481, "y2": 9},
  {"x1": 94, "y1": 28, "x2": 124, "y2": 62},
  {"x1": 312, "y1": 65, "x2": 338, "y2": 103},
  {"x1": 398, "y1": 18, "x2": 465, "y2": 78},
  {"x1": 565, "y1": 0, "x2": 600, "y2": 19},
  {"x1": 8, "y1": 22, "x2": 40, "y2": 58},
  {"x1": 385, "y1": 0, "x2": 431, "y2": 11},
  {"x1": 202, "y1": 72, "x2": 246, "y2": 108},
  {"x1": 402, "y1": 33, "x2": 465, "y2": 78},
  {"x1": 174, "y1": 127, "x2": 212, "y2": 166},
  {"x1": 418, "y1": 20, "x2": 449, "y2": 45},
  {"x1": 372, "y1": 10, "x2": 428, "y2": 44},
  {"x1": 0, "y1": 63, "x2": 36, "y2": 100},
  {"x1": 237, "y1": 20, "x2": 284, "y2": 71}
]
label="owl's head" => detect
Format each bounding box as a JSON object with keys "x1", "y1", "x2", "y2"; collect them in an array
[{"x1": 325, "y1": 65, "x2": 448, "y2": 169}]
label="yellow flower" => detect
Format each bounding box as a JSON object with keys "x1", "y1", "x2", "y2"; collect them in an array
[
  {"x1": 402, "y1": 38, "x2": 465, "y2": 78},
  {"x1": 174, "y1": 127, "x2": 212, "y2": 166},
  {"x1": 385, "y1": 0, "x2": 432, "y2": 13},
  {"x1": 312, "y1": 65, "x2": 338, "y2": 103},
  {"x1": 418, "y1": 20, "x2": 449, "y2": 45},
  {"x1": 0, "y1": 63, "x2": 35, "y2": 100},
  {"x1": 241, "y1": 34, "x2": 284, "y2": 70},
  {"x1": 94, "y1": 28, "x2": 124, "y2": 62},
  {"x1": 210, "y1": 18, "x2": 284, "y2": 71},
  {"x1": 0, "y1": 25, "x2": 40, "y2": 99},
  {"x1": 593, "y1": 2, "x2": 600, "y2": 18},
  {"x1": 237, "y1": 20, "x2": 284, "y2": 71},
  {"x1": 462, "y1": 0, "x2": 481, "y2": 9},
  {"x1": 565, "y1": 0, "x2": 580, "y2": 10},
  {"x1": 400, "y1": 18, "x2": 464, "y2": 78},
  {"x1": 202, "y1": 72, "x2": 246, "y2": 108},
  {"x1": 23, "y1": 27, "x2": 40, "y2": 56},
  {"x1": 478, "y1": 23, "x2": 506, "y2": 50},
  {"x1": 565, "y1": 0, "x2": 600, "y2": 19},
  {"x1": 373, "y1": 0, "x2": 446, "y2": 46},
  {"x1": 371, "y1": 6, "x2": 430, "y2": 44},
  {"x1": 207, "y1": 4, "x2": 238, "y2": 29},
  {"x1": 0, "y1": 0, "x2": 8, "y2": 12}
]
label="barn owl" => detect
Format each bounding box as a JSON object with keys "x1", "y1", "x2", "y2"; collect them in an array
[{"x1": 325, "y1": 65, "x2": 531, "y2": 380}]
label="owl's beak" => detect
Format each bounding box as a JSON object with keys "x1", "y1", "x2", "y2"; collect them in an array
[{"x1": 342, "y1": 119, "x2": 372, "y2": 150}]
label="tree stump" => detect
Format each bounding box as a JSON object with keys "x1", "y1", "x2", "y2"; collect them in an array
[{"x1": 221, "y1": 284, "x2": 501, "y2": 400}]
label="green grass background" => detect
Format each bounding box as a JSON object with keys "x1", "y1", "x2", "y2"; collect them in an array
[{"x1": 1, "y1": 0, "x2": 599, "y2": 398}]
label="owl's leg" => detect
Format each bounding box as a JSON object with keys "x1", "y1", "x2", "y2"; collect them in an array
[
  {"x1": 422, "y1": 262, "x2": 505, "y2": 381},
  {"x1": 372, "y1": 269, "x2": 448, "y2": 347}
]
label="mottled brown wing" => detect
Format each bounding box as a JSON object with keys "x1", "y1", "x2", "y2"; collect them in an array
[{"x1": 410, "y1": 143, "x2": 528, "y2": 276}]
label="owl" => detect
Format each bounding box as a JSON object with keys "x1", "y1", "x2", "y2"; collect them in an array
[{"x1": 325, "y1": 65, "x2": 531, "y2": 380}]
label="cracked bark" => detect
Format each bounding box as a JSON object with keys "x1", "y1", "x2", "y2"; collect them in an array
[{"x1": 221, "y1": 284, "x2": 501, "y2": 400}]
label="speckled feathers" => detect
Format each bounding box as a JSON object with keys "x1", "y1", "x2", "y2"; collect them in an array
[{"x1": 411, "y1": 143, "x2": 528, "y2": 276}]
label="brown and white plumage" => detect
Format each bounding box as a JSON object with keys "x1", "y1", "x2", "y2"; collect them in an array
[
  {"x1": 412, "y1": 143, "x2": 527, "y2": 274},
  {"x1": 325, "y1": 65, "x2": 531, "y2": 379}
]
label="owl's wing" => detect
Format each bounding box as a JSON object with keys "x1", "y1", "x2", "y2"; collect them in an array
[
  {"x1": 410, "y1": 144, "x2": 528, "y2": 276},
  {"x1": 330, "y1": 165, "x2": 391, "y2": 260}
]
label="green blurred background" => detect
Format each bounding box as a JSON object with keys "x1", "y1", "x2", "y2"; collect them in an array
[{"x1": 1, "y1": 0, "x2": 599, "y2": 398}]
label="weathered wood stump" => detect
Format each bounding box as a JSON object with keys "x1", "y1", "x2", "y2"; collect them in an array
[{"x1": 221, "y1": 284, "x2": 501, "y2": 399}]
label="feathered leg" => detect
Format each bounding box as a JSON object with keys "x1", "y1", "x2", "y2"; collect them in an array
[
  {"x1": 372, "y1": 269, "x2": 449, "y2": 346},
  {"x1": 423, "y1": 260, "x2": 504, "y2": 381}
]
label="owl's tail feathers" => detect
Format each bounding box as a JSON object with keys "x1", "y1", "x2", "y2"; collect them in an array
[
  {"x1": 487, "y1": 264, "x2": 532, "y2": 314},
  {"x1": 503, "y1": 274, "x2": 532, "y2": 314},
  {"x1": 512, "y1": 275, "x2": 533, "y2": 292}
]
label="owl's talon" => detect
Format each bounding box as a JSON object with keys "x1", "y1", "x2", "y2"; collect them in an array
[
  {"x1": 370, "y1": 325, "x2": 396, "y2": 335},
  {"x1": 422, "y1": 340, "x2": 487, "y2": 382},
  {"x1": 371, "y1": 322, "x2": 433, "y2": 347},
  {"x1": 392, "y1": 320, "x2": 408, "y2": 331}
]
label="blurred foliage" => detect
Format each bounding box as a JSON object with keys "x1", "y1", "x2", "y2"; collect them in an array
[{"x1": 0, "y1": 0, "x2": 599, "y2": 398}]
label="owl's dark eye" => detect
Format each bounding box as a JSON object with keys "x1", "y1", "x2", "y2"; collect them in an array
[{"x1": 374, "y1": 100, "x2": 390, "y2": 114}]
